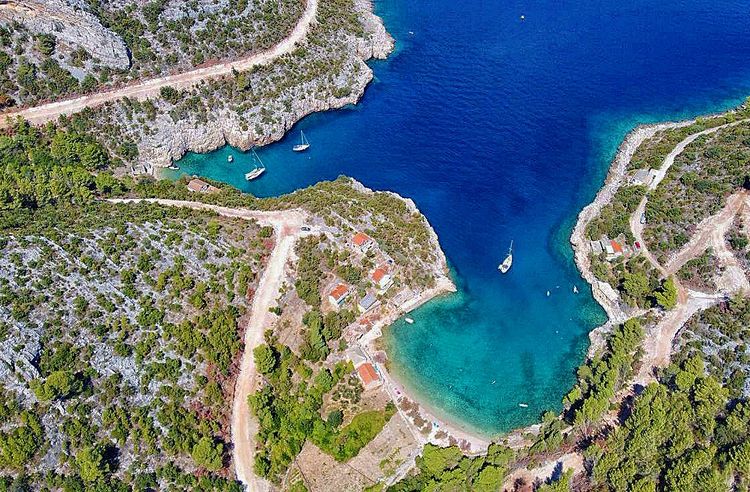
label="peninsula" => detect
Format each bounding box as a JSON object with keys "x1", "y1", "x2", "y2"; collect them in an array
[{"x1": 3, "y1": 0, "x2": 750, "y2": 489}]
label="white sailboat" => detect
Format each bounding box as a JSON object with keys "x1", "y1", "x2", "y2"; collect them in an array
[
  {"x1": 244, "y1": 149, "x2": 266, "y2": 180},
  {"x1": 498, "y1": 240, "x2": 513, "y2": 273},
  {"x1": 293, "y1": 131, "x2": 310, "y2": 152}
]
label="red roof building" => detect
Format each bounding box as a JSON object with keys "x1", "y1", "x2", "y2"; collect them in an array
[
  {"x1": 353, "y1": 232, "x2": 371, "y2": 246},
  {"x1": 371, "y1": 267, "x2": 387, "y2": 283},
  {"x1": 352, "y1": 232, "x2": 374, "y2": 252},
  {"x1": 610, "y1": 240, "x2": 623, "y2": 254},
  {"x1": 371, "y1": 266, "x2": 393, "y2": 291},
  {"x1": 356, "y1": 363, "x2": 382, "y2": 390},
  {"x1": 328, "y1": 283, "x2": 350, "y2": 307}
]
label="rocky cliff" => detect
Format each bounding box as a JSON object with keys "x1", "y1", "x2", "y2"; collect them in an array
[
  {"x1": 127, "y1": 0, "x2": 394, "y2": 172},
  {"x1": 0, "y1": 0, "x2": 130, "y2": 70}
]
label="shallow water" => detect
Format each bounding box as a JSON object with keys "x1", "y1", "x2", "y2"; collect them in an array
[{"x1": 164, "y1": 0, "x2": 750, "y2": 435}]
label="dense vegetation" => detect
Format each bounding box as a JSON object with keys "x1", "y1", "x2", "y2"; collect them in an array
[
  {"x1": 0, "y1": 119, "x2": 276, "y2": 487},
  {"x1": 588, "y1": 355, "x2": 745, "y2": 491},
  {"x1": 644, "y1": 119, "x2": 750, "y2": 261},
  {"x1": 0, "y1": 0, "x2": 303, "y2": 105},
  {"x1": 563, "y1": 318, "x2": 645, "y2": 433},
  {"x1": 388, "y1": 443, "x2": 515, "y2": 491},
  {"x1": 250, "y1": 335, "x2": 394, "y2": 482},
  {"x1": 586, "y1": 185, "x2": 645, "y2": 243},
  {"x1": 0, "y1": 119, "x2": 118, "y2": 210}
]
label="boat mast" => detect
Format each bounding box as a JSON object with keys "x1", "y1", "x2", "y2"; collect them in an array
[{"x1": 252, "y1": 148, "x2": 265, "y2": 168}]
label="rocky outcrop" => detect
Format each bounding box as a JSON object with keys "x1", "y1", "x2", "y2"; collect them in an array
[
  {"x1": 134, "y1": 0, "x2": 394, "y2": 172},
  {"x1": 570, "y1": 120, "x2": 693, "y2": 354},
  {"x1": 353, "y1": 0, "x2": 394, "y2": 60},
  {"x1": 138, "y1": 62, "x2": 377, "y2": 169},
  {"x1": 0, "y1": 0, "x2": 129, "y2": 70}
]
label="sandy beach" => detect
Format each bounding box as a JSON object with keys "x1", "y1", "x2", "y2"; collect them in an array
[{"x1": 360, "y1": 275, "x2": 494, "y2": 455}]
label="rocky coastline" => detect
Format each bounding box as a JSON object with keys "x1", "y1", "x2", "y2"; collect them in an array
[
  {"x1": 569, "y1": 120, "x2": 692, "y2": 354},
  {"x1": 140, "y1": 0, "x2": 394, "y2": 171},
  {"x1": 336, "y1": 182, "x2": 501, "y2": 458}
]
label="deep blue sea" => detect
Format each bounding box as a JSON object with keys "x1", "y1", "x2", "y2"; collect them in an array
[{"x1": 164, "y1": 0, "x2": 750, "y2": 436}]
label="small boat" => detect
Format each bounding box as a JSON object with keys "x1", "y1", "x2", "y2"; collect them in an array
[
  {"x1": 227, "y1": 155, "x2": 234, "y2": 163},
  {"x1": 405, "y1": 317, "x2": 414, "y2": 324},
  {"x1": 245, "y1": 149, "x2": 266, "y2": 181},
  {"x1": 518, "y1": 403, "x2": 529, "y2": 408},
  {"x1": 520, "y1": 15, "x2": 525, "y2": 21},
  {"x1": 498, "y1": 240, "x2": 513, "y2": 273},
  {"x1": 573, "y1": 285, "x2": 578, "y2": 294},
  {"x1": 293, "y1": 131, "x2": 310, "y2": 152},
  {"x1": 546, "y1": 290, "x2": 550, "y2": 297},
  {"x1": 167, "y1": 164, "x2": 179, "y2": 170}
]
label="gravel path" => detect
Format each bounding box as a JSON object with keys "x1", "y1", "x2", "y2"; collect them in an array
[
  {"x1": 108, "y1": 198, "x2": 311, "y2": 491},
  {"x1": 0, "y1": 0, "x2": 318, "y2": 128}
]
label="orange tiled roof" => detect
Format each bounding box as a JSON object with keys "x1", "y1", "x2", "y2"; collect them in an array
[
  {"x1": 330, "y1": 283, "x2": 349, "y2": 301},
  {"x1": 371, "y1": 267, "x2": 387, "y2": 283},
  {"x1": 610, "y1": 240, "x2": 623, "y2": 253},
  {"x1": 352, "y1": 232, "x2": 371, "y2": 246},
  {"x1": 357, "y1": 363, "x2": 380, "y2": 386}
]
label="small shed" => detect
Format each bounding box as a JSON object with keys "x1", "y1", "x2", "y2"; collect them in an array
[
  {"x1": 630, "y1": 168, "x2": 652, "y2": 186},
  {"x1": 358, "y1": 292, "x2": 379, "y2": 313}
]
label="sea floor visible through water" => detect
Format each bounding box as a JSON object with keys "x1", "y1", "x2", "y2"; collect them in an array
[{"x1": 162, "y1": 0, "x2": 750, "y2": 436}]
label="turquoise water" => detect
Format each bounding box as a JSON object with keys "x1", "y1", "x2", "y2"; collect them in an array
[{"x1": 164, "y1": 0, "x2": 750, "y2": 435}]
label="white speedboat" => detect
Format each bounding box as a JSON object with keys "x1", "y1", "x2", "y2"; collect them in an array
[
  {"x1": 405, "y1": 317, "x2": 414, "y2": 324},
  {"x1": 227, "y1": 155, "x2": 234, "y2": 163},
  {"x1": 167, "y1": 164, "x2": 179, "y2": 170},
  {"x1": 498, "y1": 240, "x2": 513, "y2": 273},
  {"x1": 245, "y1": 148, "x2": 266, "y2": 181},
  {"x1": 293, "y1": 131, "x2": 310, "y2": 152},
  {"x1": 518, "y1": 403, "x2": 529, "y2": 408}
]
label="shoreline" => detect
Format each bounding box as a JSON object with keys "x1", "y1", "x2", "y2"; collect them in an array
[
  {"x1": 570, "y1": 119, "x2": 693, "y2": 354},
  {"x1": 349, "y1": 182, "x2": 494, "y2": 452},
  {"x1": 138, "y1": 0, "x2": 394, "y2": 171},
  {"x1": 570, "y1": 103, "x2": 750, "y2": 355},
  {"x1": 362, "y1": 273, "x2": 495, "y2": 453}
]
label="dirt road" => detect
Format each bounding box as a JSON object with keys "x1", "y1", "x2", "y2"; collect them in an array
[
  {"x1": 519, "y1": 116, "x2": 750, "y2": 486},
  {"x1": 626, "y1": 121, "x2": 750, "y2": 383},
  {"x1": 665, "y1": 192, "x2": 747, "y2": 276},
  {"x1": 630, "y1": 119, "x2": 750, "y2": 277},
  {"x1": 0, "y1": 0, "x2": 317, "y2": 128},
  {"x1": 108, "y1": 198, "x2": 310, "y2": 491}
]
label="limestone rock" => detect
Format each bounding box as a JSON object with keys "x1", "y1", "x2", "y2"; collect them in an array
[{"x1": 0, "y1": 0, "x2": 130, "y2": 70}]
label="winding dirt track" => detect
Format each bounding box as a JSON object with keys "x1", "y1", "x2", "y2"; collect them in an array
[
  {"x1": 627, "y1": 119, "x2": 750, "y2": 384},
  {"x1": 0, "y1": 0, "x2": 317, "y2": 128},
  {"x1": 107, "y1": 198, "x2": 310, "y2": 491},
  {"x1": 515, "y1": 117, "x2": 750, "y2": 487}
]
